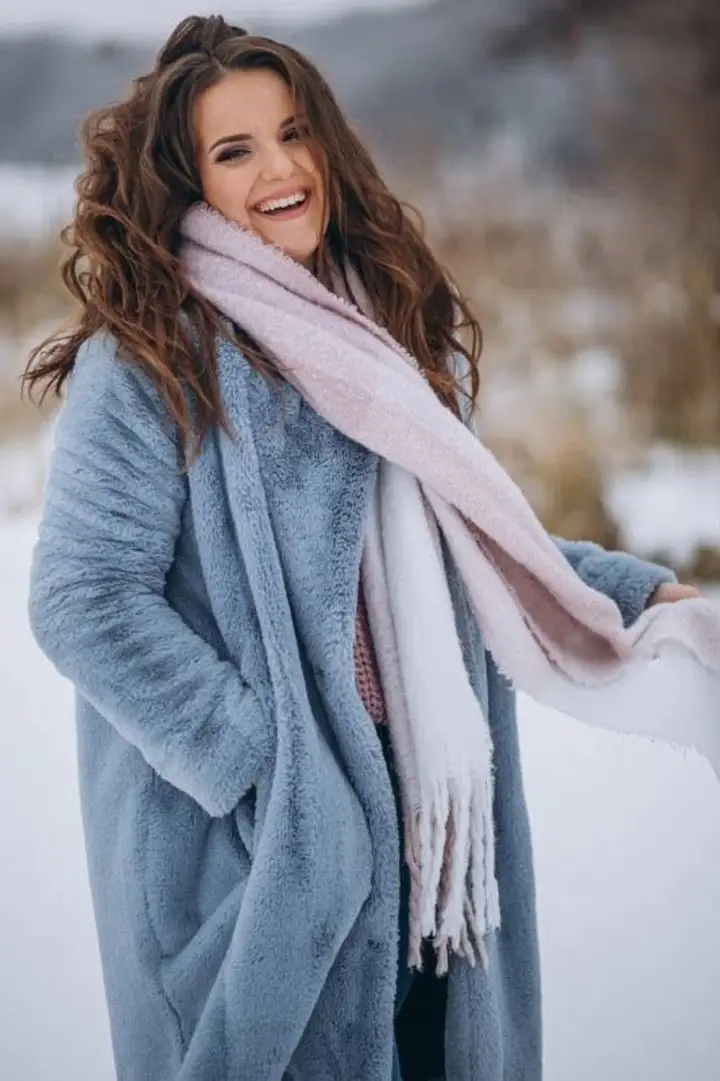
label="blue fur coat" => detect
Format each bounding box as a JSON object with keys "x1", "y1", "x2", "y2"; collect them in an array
[{"x1": 28, "y1": 332, "x2": 673, "y2": 1080}]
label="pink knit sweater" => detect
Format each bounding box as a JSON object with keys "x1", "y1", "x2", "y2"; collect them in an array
[{"x1": 354, "y1": 581, "x2": 388, "y2": 725}]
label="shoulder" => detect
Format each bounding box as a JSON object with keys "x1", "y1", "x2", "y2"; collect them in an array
[
  {"x1": 65, "y1": 331, "x2": 178, "y2": 440},
  {"x1": 69, "y1": 331, "x2": 163, "y2": 405}
]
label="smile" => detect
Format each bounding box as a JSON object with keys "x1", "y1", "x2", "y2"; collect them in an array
[{"x1": 255, "y1": 190, "x2": 310, "y2": 217}]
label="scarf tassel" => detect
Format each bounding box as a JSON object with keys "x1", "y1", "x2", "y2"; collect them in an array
[{"x1": 406, "y1": 768, "x2": 498, "y2": 976}]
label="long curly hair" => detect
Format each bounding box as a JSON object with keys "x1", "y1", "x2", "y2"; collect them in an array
[{"x1": 23, "y1": 14, "x2": 482, "y2": 461}]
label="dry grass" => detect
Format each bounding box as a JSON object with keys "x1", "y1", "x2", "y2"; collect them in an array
[
  {"x1": 0, "y1": 370, "x2": 56, "y2": 440},
  {"x1": 416, "y1": 168, "x2": 719, "y2": 566},
  {"x1": 431, "y1": 184, "x2": 720, "y2": 442},
  {"x1": 0, "y1": 236, "x2": 72, "y2": 442},
  {"x1": 0, "y1": 237, "x2": 70, "y2": 336}
]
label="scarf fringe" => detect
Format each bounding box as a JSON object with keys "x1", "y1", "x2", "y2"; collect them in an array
[{"x1": 406, "y1": 774, "x2": 497, "y2": 976}]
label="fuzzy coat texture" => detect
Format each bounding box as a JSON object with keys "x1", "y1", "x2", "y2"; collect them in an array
[{"x1": 28, "y1": 331, "x2": 674, "y2": 1081}]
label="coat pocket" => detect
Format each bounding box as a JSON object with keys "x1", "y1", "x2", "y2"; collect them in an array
[{"x1": 143, "y1": 772, "x2": 255, "y2": 961}]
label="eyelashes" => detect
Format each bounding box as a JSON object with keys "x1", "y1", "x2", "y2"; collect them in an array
[
  {"x1": 214, "y1": 127, "x2": 303, "y2": 164},
  {"x1": 215, "y1": 146, "x2": 249, "y2": 163}
]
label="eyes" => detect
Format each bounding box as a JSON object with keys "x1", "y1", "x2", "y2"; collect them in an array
[
  {"x1": 215, "y1": 126, "x2": 302, "y2": 164},
  {"x1": 215, "y1": 146, "x2": 248, "y2": 164}
]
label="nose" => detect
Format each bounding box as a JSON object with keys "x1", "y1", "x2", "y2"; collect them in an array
[{"x1": 259, "y1": 139, "x2": 295, "y2": 181}]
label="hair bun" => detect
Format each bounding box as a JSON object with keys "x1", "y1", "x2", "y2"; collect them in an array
[{"x1": 157, "y1": 14, "x2": 248, "y2": 68}]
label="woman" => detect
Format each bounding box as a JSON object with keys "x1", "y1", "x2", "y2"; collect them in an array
[{"x1": 24, "y1": 15, "x2": 700, "y2": 1081}]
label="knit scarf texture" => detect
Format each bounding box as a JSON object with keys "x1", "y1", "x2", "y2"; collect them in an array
[{"x1": 180, "y1": 203, "x2": 720, "y2": 973}]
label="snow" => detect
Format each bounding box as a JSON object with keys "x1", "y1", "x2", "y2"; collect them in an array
[
  {"x1": 2, "y1": 505, "x2": 720, "y2": 1080},
  {"x1": 608, "y1": 443, "x2": 720, "y2": 566},
  {"x1": 0, "y1": 165, "x2": 78, "y2": 240},
  {"x1": 523, "y1": 699, "x2": 720, "y2": 1081},
  {"x1": 566, "y1": 345, "x2": 624, "y2": 407},
  {"x1": 0, "y1": 514, "x2": 114, "y2": 1081},
  {"x1": 0, "y1": 430, "x2": 54, "y2": 516}
]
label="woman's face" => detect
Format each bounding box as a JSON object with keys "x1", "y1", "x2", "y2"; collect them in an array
[{"x1": 194, "y1": 68, "x2": 326, "y2": 266}]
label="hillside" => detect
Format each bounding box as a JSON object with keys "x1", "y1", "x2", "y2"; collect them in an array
[{"x1": 2, "y1": 0, "x2": 717, "y2": 187}]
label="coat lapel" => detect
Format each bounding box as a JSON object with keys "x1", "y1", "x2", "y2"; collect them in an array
[{"x1": 186, "y1": 340, "x2": 399, "y2": 1079}]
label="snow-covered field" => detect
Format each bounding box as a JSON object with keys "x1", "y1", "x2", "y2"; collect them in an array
[
  {"x1": 0, "y1": 165, "x2": 77, "y2": 240},
  {"x1": 608, "y1": 443, "x2": 720, "y2": 567},
  {"x1": 0, "y1": 514, "x2": 114, "y2": 1081},
  {"x1": 2, "y1": 505, "x2": 720, "y2": 1081}
]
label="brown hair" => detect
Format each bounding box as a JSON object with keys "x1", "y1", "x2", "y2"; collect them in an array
[{"x1": 22, "y1": 14, "x2": 482, "y2": 461}]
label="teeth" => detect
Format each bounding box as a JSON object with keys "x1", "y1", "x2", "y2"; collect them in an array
[{"x1": 258, "y1": 192, "x2": 306, "y2": 213}]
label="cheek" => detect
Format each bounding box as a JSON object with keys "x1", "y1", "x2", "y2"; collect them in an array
[
  {"x1": 297, "y1": 149, "x2": 323, "y2": 194},
  {"x1": 302, "y1": 159, "x2": 326, "y2": 233},
  {"x1": 201, "y1": 167, "x2": 254, "y2": 227}
]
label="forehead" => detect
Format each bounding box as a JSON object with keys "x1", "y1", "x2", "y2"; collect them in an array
[{"x1": 194, "y1": 67, "x2": 294, "y2": 147}]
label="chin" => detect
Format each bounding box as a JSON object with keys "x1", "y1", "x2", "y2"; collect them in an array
[{"x1": 275, "y1": 232, "x2": 322, "y2": 266}]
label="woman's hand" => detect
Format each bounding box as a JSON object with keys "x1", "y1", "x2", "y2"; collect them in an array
[{"x1": 647, "y1": 582, "x2": 703, "y2": 606}]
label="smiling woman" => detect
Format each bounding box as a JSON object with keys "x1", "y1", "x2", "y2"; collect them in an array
[
  {"x1": 23, "y1": 16, "x2": 479, "y2": 458},
  {"x1": 20, "y1": 12, "x2": 689, "y2": 1081},
  {"x1": 195, "y1": 68, "x2": 327, "y2": 265}
]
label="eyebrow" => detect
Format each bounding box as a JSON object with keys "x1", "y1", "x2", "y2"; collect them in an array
[{"x1": 209, "y1": 116, "x2": 296, "y2": 154}]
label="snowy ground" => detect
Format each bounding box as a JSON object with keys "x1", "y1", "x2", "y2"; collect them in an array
[
  {"x1": 0, "y1": 165, "x2": 78, "y2": 240},
  {"x1": 608, "y1": 443, "x2": 720, "y2": 567},
  {"x1": 2, "y1": 508, "x2": 720, "y2": 1081}
]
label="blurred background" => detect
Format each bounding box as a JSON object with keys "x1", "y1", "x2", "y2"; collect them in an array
[{"x1": 1, "y1": 3, "x2": 720, "y2": 1081}]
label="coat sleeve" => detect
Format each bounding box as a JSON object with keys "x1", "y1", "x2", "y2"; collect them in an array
[
  {"x1": 28, "y1": 333, "x2": 275, "y2": 817},
  {"x1": 553, "y1": 537, "x2": 676, "y2": 627}
]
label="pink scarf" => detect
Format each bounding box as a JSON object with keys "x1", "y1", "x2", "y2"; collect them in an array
[{"x1": 181, "y1": 203, "x2": 720, "y2": 971}]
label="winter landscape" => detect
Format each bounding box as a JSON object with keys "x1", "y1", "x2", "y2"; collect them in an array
[{"x1": 1, "y1": 2, "x2": 719, "y2": 1079}]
